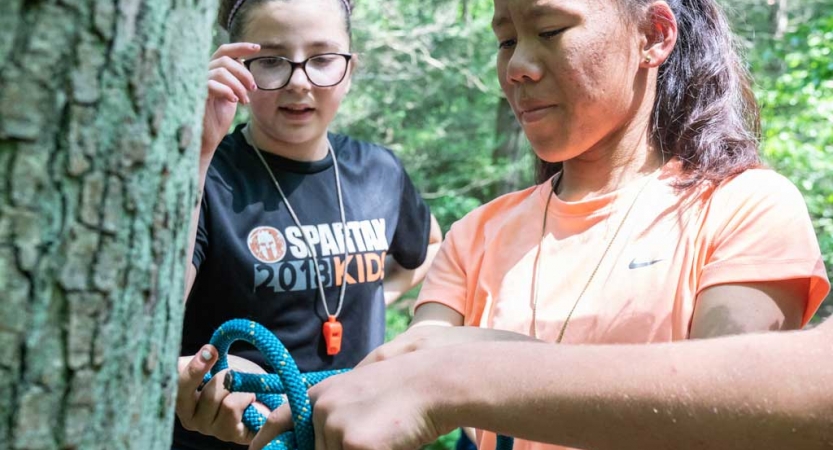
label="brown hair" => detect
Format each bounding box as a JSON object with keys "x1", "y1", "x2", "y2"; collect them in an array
[
  {"x1": 218, "y1": 0, "x2": 355, "y2": 44},
  {"x1": 536, "y1": 0, "x2": 761, "y2": 187}
]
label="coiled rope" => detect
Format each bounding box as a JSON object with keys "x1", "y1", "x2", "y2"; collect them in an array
[{"x1": 205, "y1": 319, "x2": 514, "y2": 450}]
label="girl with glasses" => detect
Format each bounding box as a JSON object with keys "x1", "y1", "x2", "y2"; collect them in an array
[
  {"x1": 172, "y1": 0, "x2": 442, "y2": 449},
  {"x1": 250, "y1": 0, "x2": 829, "y2": 449}
]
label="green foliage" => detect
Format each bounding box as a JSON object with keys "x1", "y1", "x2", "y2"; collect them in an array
[
  {"x1": 422, "y1": 429, "x2": 464, "y2": 450},
  {"x1": 334, "y1": 0, "x2": 514, "y2": 230},
  {"x1": 385, "y1": 298, "x2": 413, "y2": 342},
  {"x1": 754, "y1": 14, "x2": 833, "y2": 317}
]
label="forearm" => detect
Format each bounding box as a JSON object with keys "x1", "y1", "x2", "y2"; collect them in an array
[{"x1": 433, "y1": 328, "x2": 833, "y2": 450}]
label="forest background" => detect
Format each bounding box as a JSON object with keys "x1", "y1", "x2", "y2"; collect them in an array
[{"x1": 0, "y1": 0, "x2": 830, "y2": 449}]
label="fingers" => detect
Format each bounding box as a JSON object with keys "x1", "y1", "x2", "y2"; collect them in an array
[
  {"x1": 208, "y1": 67, "x2": 250, "y2": 104},
  {"x1": 249, "y1": 404, "x2": 294, "y2": 450},
  {"x1": 355, "y1": 342, "x2": 388, "y2": 367},
  {"x1": 214, "y1": 391, "x2": 258, "y2": 444},
  {"x1": 211, "y1": 42, "x2": 262, "y2": 61},
  {"x1": 355, "y1": 333, "x2": 421, "y2": 368},
  {"x1": 227, "y1": 354, "x2": 269, "y2": 374},
  {"x1": 175, "y1": 347, "x2": 252, "y2": 444},
  {"x1": 208, "y1": 43, "x2": 260, "y2": 104},
  {"x1": 312, "y1": 390, "x2": 331, "y2": 450},
  {"x1": 175, "y1": 346, "x2": 217, "y2": 423},
  {"x1": 209, "y1": 56, "x2": 258, "y2": 90},
  {"x1": 191, "y1": 369, "x2": 231, "y2": 431},
  {"x1": 186, "y1": 365, "x2": 258, "y2": 444},
  {"x1": 318, "y1": 409, "x2": 345, "y2": 450}
]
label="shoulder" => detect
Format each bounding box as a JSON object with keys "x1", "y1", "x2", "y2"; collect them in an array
[
  {"x1": 696, "y1": 168, "x2": 814, "y2": 240},
  {"x1": 449, "y1": 184, "x2": 540, "y2": 237},
  {"x1": 210, "y1": 128, "x2": 254, "y2": 173},
  {"x1": 709, "y1": 168, "x2": 805, "y2": 208},
  {"x1": 329, "y1": 133, "x2": 405, "y2": 171},
  {"x1": 203, "y1": 128, "x2": 259, "y2": 194}
]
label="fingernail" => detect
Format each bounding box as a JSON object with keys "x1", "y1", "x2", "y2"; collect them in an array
[
  {"x1": 251, "y1": 44, "x2": 260, "y2": 50},
  {"x1": 251, "y1": 84, "x2": 257, "y2": 91},
  {"x1": 201, "y1": 349, "x2": 212, "y2": 361},
  {"x1": 232, "y1": 96, "x2": 239, "y2": 103}
]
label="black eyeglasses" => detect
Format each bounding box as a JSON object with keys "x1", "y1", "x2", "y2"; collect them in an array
[{"x1": 243, "y1": 53, "x2": 353, "y2": 90}]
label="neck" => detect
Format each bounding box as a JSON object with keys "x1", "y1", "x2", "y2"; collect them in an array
[
  {"x1": 557, "y1": 117, "x2": 663, "y2": 202},
  {"x1": 245, "y1": 122, "x2": 330, "y2": 162}
]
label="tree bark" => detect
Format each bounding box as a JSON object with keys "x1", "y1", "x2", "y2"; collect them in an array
[
  {"x1": 0, "y1": 0, "x2": 216, "y2": 449},
  {"x1": 772, "y1": 0, "x2": 789, "y2": 38}
]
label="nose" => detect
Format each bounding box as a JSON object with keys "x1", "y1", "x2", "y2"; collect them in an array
[
  {"x1": 505, "y1": 43, "x2": 543, "y2": 84},
  {"x1": 284, "y1": 64, "x2": 312, "y2": 91}
]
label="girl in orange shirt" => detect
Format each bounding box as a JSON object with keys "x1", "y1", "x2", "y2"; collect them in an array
[{"x1": 251, "y1": 0, "x2": 830, "y2": 448}]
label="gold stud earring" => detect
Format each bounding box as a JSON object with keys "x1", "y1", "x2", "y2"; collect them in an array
[{"x1": 644, "y1": 55, "x2": 652, "y2": 64}]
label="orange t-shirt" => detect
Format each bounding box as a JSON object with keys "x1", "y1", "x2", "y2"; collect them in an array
[{"x1": 416, "y1": 164, "x2": 830, "y2": 450}]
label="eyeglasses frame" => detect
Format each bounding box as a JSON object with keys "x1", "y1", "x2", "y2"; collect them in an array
[{"x1": 242, "y1": 52, "x2": 354, "y2": 91}]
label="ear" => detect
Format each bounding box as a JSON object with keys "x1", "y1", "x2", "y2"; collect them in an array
[
  {"x1": 640, "y1": 1, "x2": 677, "y2": 68},
  {"x1": 344, "y1": 53, "x2": 359, "y2": 94}
]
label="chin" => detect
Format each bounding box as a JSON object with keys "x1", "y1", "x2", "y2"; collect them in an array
[
  {"x1": 529, "y1": 138, "x2": 573, "y2": 164},
  {"x1": 272, "y1": 126, "x2": 322, "y2": 144}
]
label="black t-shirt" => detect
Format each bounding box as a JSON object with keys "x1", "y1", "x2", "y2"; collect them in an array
[{"x1": 173, "y1": 126, "x2": 431, "y2": 450}]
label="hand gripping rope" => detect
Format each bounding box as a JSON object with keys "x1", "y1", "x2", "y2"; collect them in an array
[{"x1": 205, "y1": 319, "x2": 515, "y2": 450}]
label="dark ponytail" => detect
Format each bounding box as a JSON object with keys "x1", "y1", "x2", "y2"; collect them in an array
[{"x1": 536, "y1": 0, "x2": 761, "y2": 187}]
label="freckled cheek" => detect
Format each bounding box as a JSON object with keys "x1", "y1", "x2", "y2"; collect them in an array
[
  {"x1": 562, "y1": 60, "x2": 611, "y2": 104},
  {"x1": 557, "y1": 45, "x2": 609, "y2": 95}
]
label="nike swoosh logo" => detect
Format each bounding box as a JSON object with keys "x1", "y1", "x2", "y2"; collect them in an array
[{"x1": 628, "y1": 258, "x2": 665, "y2": 269}]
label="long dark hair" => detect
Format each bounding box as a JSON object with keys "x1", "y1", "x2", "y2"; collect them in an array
[
  {"x1": 536, "y1": 0, "x2": 761, "y2": 187},
  {"x1": 218, "y1": 0, "x2": 354, "y2": 44}
]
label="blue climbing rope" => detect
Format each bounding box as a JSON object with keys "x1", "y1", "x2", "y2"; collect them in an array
[{"x1": 204, "y1": 319, "x2": 514, "y2": 450}]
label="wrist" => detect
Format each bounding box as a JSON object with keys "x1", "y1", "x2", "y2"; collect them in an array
[
  {"x1": 198, "y1": 151, "x2": 214, "y2": 170},
  {"x1": 422, "y1": 346, "x2": 478, "y2": 433},
  {"x1": 196, "y1": 152, "x2": 214, "y2": 187}
]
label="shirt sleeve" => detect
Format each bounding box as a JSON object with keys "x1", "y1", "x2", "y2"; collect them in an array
[
  {"x1": 388, "y1": 168, "x2": 432, "y2": 270},
  {"x1": 698, "y1": 170, "x2": 830, "y2": 325},
  {"x1": 191, "y1": 193, "x2": 210, "y2": 271},
  {"x1": 414, "y1": 220, "x2": 472, "y2": 318}
]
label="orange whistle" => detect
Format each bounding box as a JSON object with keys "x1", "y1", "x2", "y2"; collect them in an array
[{"x1": 322, "y1": 316, "x2": 343, "y2": 355}]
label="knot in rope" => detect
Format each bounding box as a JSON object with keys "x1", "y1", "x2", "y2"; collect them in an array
[
  {"x1": 205, "y1": 319, "x2": 514, "y2": 450},
  {"x1": 205, "y1": 319, "x2": 346, "y2": 450}
]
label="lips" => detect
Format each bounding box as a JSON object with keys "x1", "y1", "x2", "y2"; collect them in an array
[
  {"x1": 517, "y1": 103, "x2": 557, "y2": 124},
  {"x1": 278, "y1": 104, "x2": 316, "y2": 121},
  {"x1": 279, "y1": 104, "x2": 315, "y2": 114}
]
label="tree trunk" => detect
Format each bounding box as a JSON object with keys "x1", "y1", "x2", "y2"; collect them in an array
[
  {"x1": 0, "y1": 0, "x2": 216, "y2": 449},
  {"x1": 459, "y1": 0, "x2": 470, "y2": 23},
  {"x1": 772, "y1": 0, "x2": 789, "y2": 38}
]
